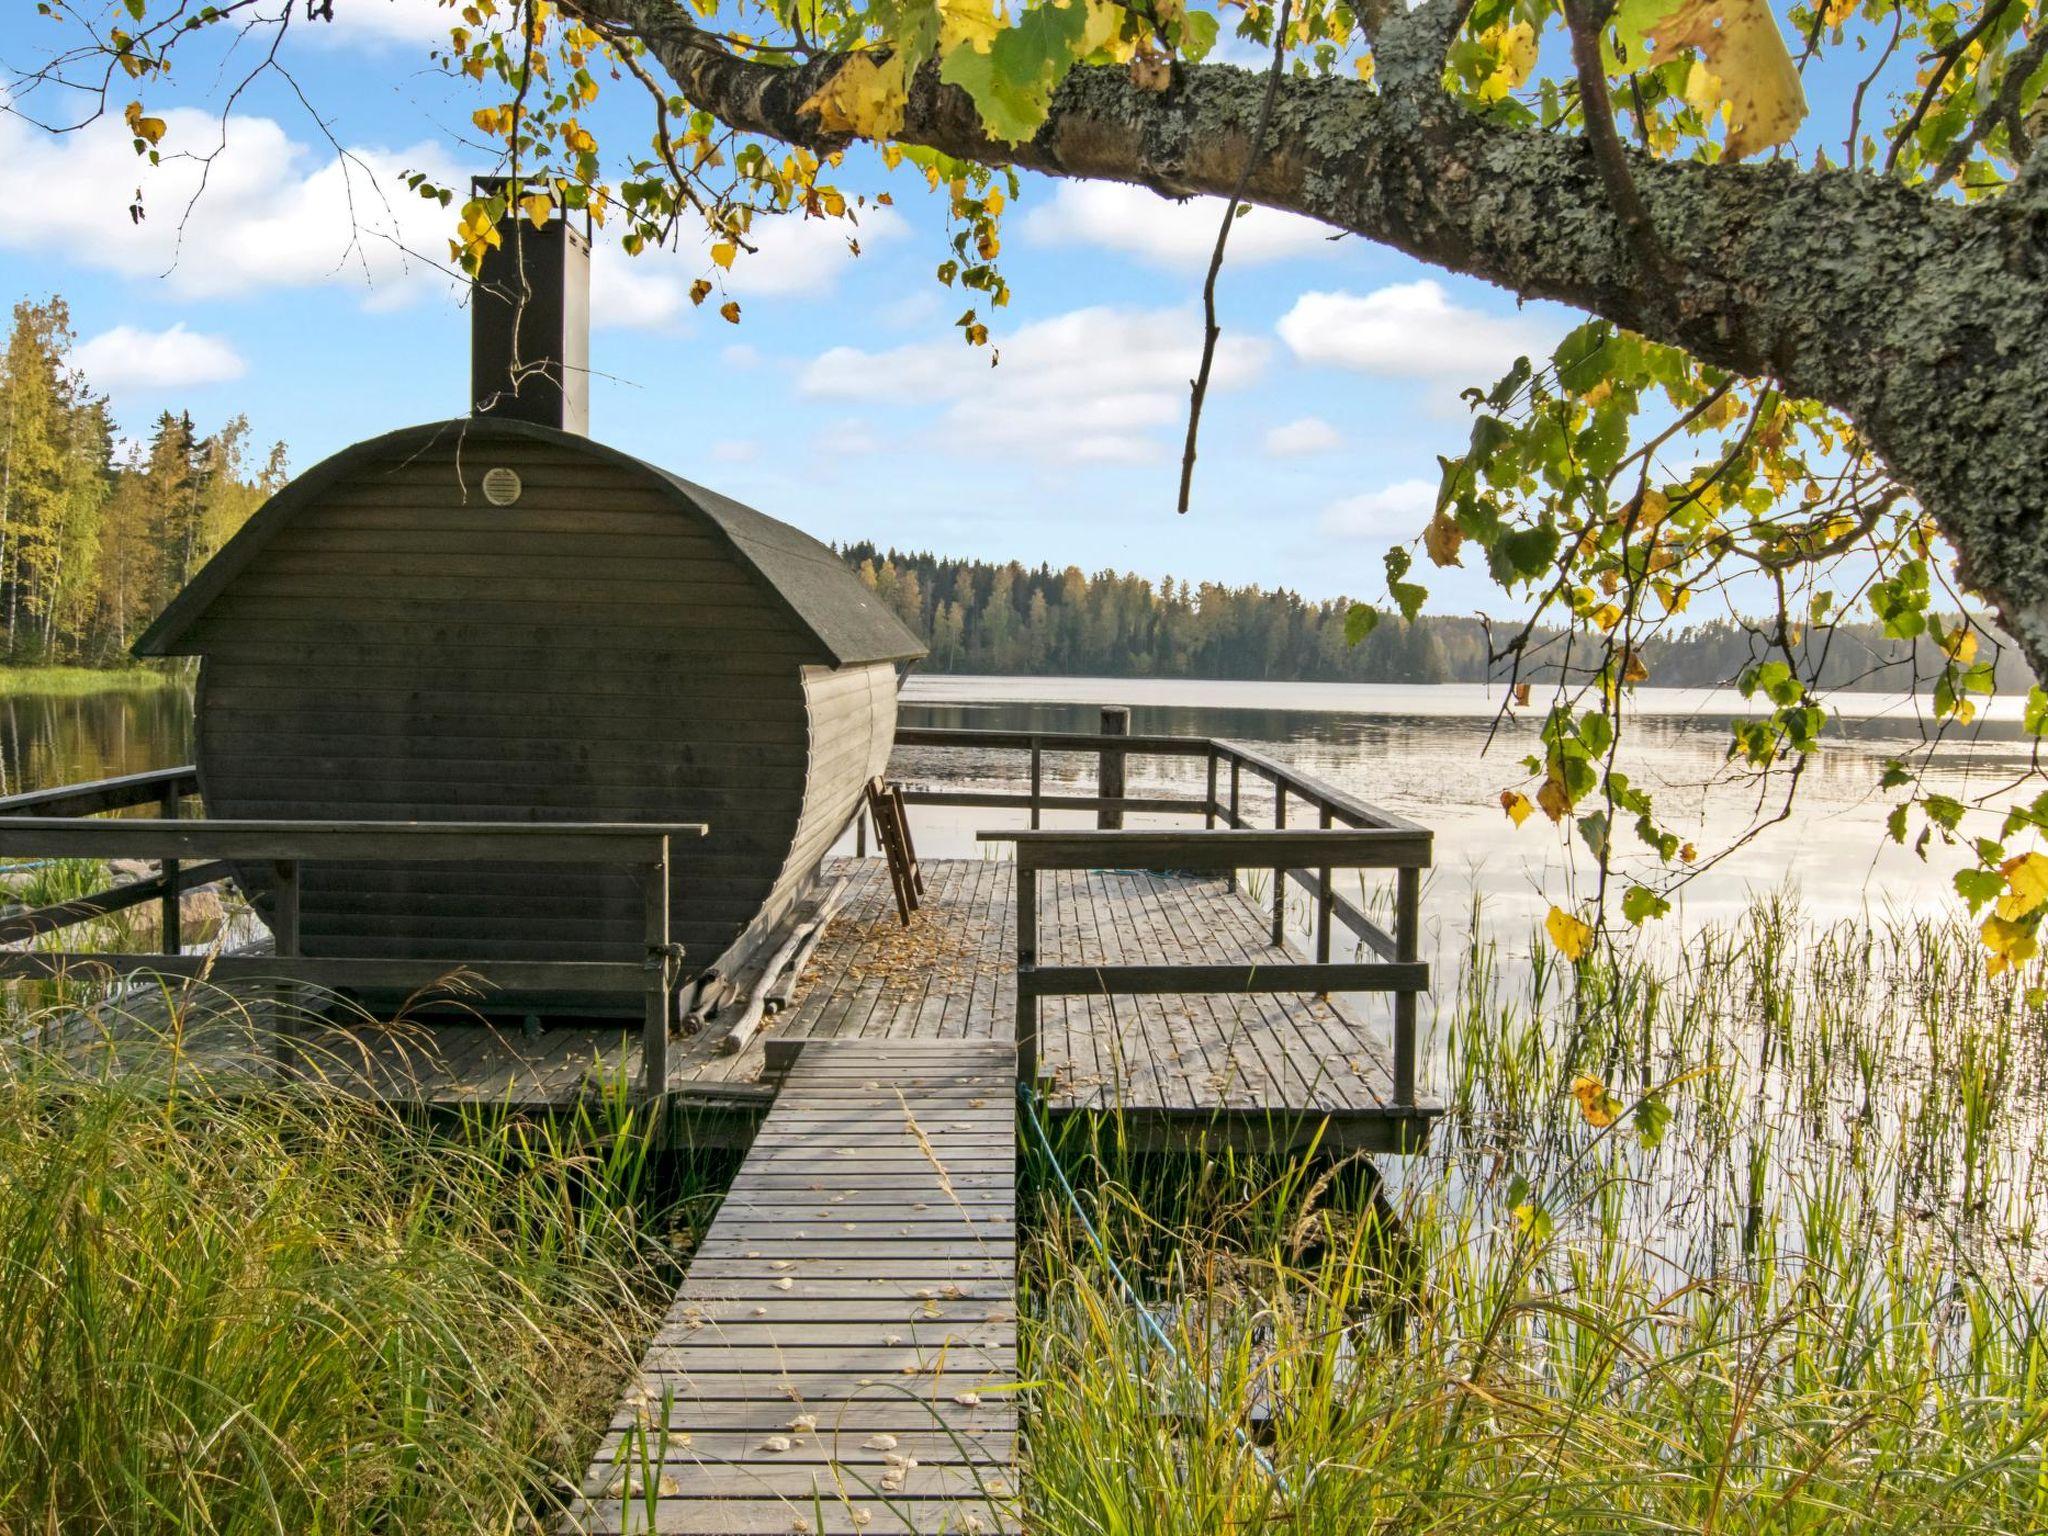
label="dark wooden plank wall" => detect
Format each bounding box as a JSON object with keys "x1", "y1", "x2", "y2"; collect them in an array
[{"x1": 188, "y1": 438, "x2": 861, "y2": 979}]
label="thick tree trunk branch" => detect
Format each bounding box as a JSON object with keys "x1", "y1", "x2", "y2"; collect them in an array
[{"x1": 569, "y1": 0, "x2": 2048, "y2": 679}]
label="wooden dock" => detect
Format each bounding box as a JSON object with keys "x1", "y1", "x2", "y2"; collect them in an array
[
  {"x1": 38, "y1": 857, "x2": 1431, "y2": 1151},
  {"x1": 572, "y1": 1039, "x2": 1018, "y2": 1535}
]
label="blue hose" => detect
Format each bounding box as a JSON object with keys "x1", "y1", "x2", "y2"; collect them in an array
[{"x1": 1015, "y1": 1080, "x2": 1294, "y2": 1498}]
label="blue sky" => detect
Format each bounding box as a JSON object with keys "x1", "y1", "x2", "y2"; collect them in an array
[{"x1": 0, "y1": 0, "x2": 1882, "y2": 609}]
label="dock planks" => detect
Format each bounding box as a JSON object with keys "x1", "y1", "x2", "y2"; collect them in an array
[
  {"x1": 33, "y1": 856, "x2": 1434, "y2": 1148},
  {"x1": 570, "y1": 1039, "x2": 1019, "y2": 1535}
]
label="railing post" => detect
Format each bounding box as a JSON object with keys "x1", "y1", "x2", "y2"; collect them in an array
[
  {"x1": 159, "y1": 785, "x2": 181, "y2": 956},
  {"x1": 1270, "y1": 786, "x2": 1287, "y2": 946},
  {"x1": 1316, "y1": 805, "x2": 1333, "y2": 969},
  {"x1": 270, "y1": 858, "x2": 300, "y2": 1078},
  {"x1": 1394, "y1": 864, "x2": 1420, "y2": 1107},
  {"x1": 1029, "y1": 736, "x2": 1043, "y2": 831},
  {"x1": 271, "y1": 859, "x2": 300, "y2": 958},
  {"x1": 1014, "y1": 853, "x2": 1038, "y2": 1088},
  {"x1": 1227, "y1": 755, "x2": 1241, "y2": 893},
  {"x1": 1097, "y1": 705, "x2": 1128, "y2": 830},
  {"x1": 855, "y1": 806, "x2": 868, "y2": 858},
  {"x1": 1204, "y1": 750, "x2": 1217, "y2": 830},
  {"x1": 642, "y1": 838, "x2": 672, "y2": 1100}
]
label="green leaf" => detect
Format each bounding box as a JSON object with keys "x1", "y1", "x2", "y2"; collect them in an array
[
  {"x1": 1344, "y1": 603, "x2": 1379, "y2": 645},
  {"x1": 1955, "y1": 866, "x2": 2006, "y2": 913},
  {"x1": 1635, "y1": 1094, "x2": 1672, "y2": 1148},
  {"x1": 1621, "y1": 884, "x2": 1671, "y2": 925}
]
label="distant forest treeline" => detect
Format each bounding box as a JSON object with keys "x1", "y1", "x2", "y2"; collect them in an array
[
  {"x1": 1, "y1": 283, "x2": 2024, "y2": 700},
  {"x1": 0, "y1": 298, "x2": 285, "y2": 664},
  {"x1": 844, "y1": 543, "x2": 2039, "y2": 694}
]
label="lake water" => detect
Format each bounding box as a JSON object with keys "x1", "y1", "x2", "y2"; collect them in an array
[{"x1": 0, "y1": 673, "x2": 2016, "y2": 939}]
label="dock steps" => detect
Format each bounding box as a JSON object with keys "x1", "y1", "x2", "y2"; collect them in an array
[{"x1": 574, "y1": 1040, "x2": 1020, "y2": 1534}]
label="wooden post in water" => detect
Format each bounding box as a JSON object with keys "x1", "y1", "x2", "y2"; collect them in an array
[
  {"x1": 159, "y1": 785, "x2": 181, "y2": 956},
  {"x1": 1097, "y1": 706, "x2": 1129, "y2": 830}
]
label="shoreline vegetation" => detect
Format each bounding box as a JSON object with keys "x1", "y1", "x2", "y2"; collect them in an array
[{"x1": 0, "y1": 895, "x2": 2042, "y2": 1531}]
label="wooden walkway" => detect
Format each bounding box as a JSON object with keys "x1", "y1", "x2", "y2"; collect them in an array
[
  {"x1": 571, "y1": 1039, "x2": 1018, "y2": 1535},
  {"x1": 27, "y1": 856, "x2": 1432, "y2": 1148},
  {"x1": 675, "y1": 857, "x2": 1424, "y2": 1148}
]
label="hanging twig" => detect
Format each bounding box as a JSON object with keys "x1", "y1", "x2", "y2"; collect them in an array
[{"x1": 1177, "y1": 0, "x2": 1294, "y2": 515}]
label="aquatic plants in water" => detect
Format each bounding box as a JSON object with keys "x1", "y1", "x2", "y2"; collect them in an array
[{"x1": 1019, "y1": 898, "x2": 2048, "y2": 1533}]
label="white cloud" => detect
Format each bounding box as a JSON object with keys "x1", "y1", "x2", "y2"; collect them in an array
[
  {"x1": 801, "y1": 306, "x2": 1265, "y2": 464},
  {"x1": 71, "y1": 323, "x2": 245, "y2": 389},
  {"x1": 581, "y1": 206, "x2": 907, "y2": 330},
  {"x1": 0, "y1": 107, "x2": 896, "y2": 327},
  {"x1": 1024, "y1": 183, "x2": 1335, "y2": 269},
  {"x1": 306, "y1": 0, "x2": 452, "y2": 46},
  {"x1": 1320, "y1": 478, "x2": 1436, "y2": 539},
  {"x1": 722, "y1": 343, "x2": 763, "y2": 369},
  {"x1": 1277, "y1": 281, "x2": 1560, "y2": 381},
  {"x1": 1264, "y1": 415, "x2": 1342, "y2": 457},
  {"x1": 0, "y1": 108, "x2": 462, "y2": 307},
  {"x1": 816, "y1": 417, "x2": 878, "y2": 456}
]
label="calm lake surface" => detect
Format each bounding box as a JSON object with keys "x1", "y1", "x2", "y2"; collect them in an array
[{"x1": 0, "y1": 672, "x2": 2018, "y2": 936}]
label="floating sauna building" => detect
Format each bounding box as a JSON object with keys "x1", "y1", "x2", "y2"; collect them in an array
[{"x1": 134, "y1": 198, "x2": 926, "y2": 997}]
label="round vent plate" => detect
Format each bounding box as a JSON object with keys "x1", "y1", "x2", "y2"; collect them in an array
[{"x1": 482, "y1": 466, "x2": 523, "y2": 507}]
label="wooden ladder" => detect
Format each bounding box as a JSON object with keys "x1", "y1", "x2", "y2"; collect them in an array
[{"x1": 867, "y1": 775, "x2": 925, "y2": 925}]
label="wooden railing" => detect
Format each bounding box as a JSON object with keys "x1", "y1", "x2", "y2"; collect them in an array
[
  {"x1": 0, "y1": 767, "x2": 203, "y2": 952},
  {"x1": 895, "y1": 722, "x2": 1432, "y2": 1107},
  {"x1": 0, "y1": 775, "x2": 705, "y2": 1097}
]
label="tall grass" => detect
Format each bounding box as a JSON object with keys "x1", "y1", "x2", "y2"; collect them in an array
[
  {"x1": 1019, "y1": 899, "x2": 2048, "y2": 1533},
  {"x1": 0, "y1": 1026, "x2": 699, "y2": 1535}
]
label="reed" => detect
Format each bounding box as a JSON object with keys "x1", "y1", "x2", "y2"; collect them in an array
[
  {"x1": 0, "y1": 1018, "x2": 699, "y2": 1535},
  {"x1": 1018, "y1": 898, "x2": 2048, "y2": 1534}
]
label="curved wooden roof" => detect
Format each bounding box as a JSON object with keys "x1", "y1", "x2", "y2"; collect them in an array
[{"x1": 134, "y1": 417, "x2": 928, "y2": 667}]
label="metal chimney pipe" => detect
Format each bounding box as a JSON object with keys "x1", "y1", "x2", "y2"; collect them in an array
[{"x1": 469, "y1": 179, "x2": 590, "y2": 434}]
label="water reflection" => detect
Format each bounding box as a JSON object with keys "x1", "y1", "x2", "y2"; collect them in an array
[
  {"x1": 0, "y1": 673, "x2": 2008, "y2": 925},
  {"x1": 0, "y1": 685, "x2": 193, "y2": 800}
]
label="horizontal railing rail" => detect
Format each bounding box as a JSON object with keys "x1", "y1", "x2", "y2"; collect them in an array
[
  {"x1": 973, "y1": 820, "x2": 1430, "y2": 1109},
  {"x1": 879, "y1": 718, "x2": 1432, "y2": 1110},
  {"x1": 0, "y1": 804, "x2": 707, "y2": 1097}
]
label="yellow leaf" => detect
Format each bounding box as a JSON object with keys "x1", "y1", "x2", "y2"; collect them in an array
[
  {"x1": 1997, "y1": 852, "x2": 2048, "y2": 922},
  {"x1": 519, "y1": 192, "x2": 552, "y2": 230},
  {"x1": 1475, "y1": 22, "x2": 1537, "y2": 102},
  {"x1": 1652, "y1": 578, "x2": 1690, "y2": 615},
  {"x1": 719, "y1": 300, "x2": 742, "y2": 324},
  {"x1": 1641, "y1": 0, "x2": 1808, "y2": 160},
  {"x1": 1354, "y1": 53, "x2": 1376, "y2": 82},
  {"x1": 1500, "y1": 790, "x2": 1534, "y2": 827},
  {"x1": 803, "y1": 53, "x2": 909, "y2": 138},
  {"x1": 1943, "y1": 625, "x2": 1979, "y2": 664},
  {"x1": 1569, "y1": 1073, "x2": 1622, "y2": 1128},
  {"x1": 1081, "y1": 0, "x2": 1133, "y2": 60},
  {"x1": 710, "y1": 241, "x2": 737, "y2": 270},
  {"x1": 1424, "y1": 509, "x2": 1464, "y2": 567},
  {"x1": 123, "y1": 101, "x2": 167, "y2": 145},
  {"x1": 689, "y1": 279, "x2": 712, "y2": 305},
  {"x1": 820, "y1": 188, "x2": 847, "y2": 216},
  {"x1": 1679, "y1": 841, "x2": 1698, "y2": 864},
  {"x1": 1622, "y1": 648, "x2": 1650, "y2": 684},
  {"x1": 1590, "y1": 602, "x2": 1624, "y2": 632},
  {"x1": 1546, "y1": 905, "x2": 1594, "y2": 962},
  {"x1": 1983, "y1": 911, "x2": 2039, "y2": 978},
  {"x1": 939, "y1": 0, "x2": 1005, "y2": 54},
  {"x1": 1536, "y1": 774, "x2": 1572, "y2": 823}
]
